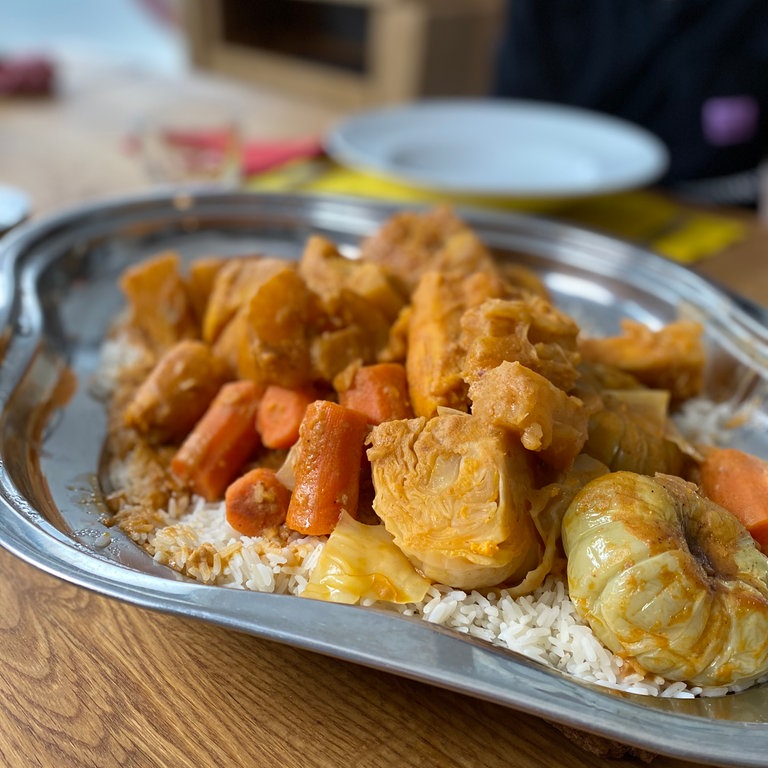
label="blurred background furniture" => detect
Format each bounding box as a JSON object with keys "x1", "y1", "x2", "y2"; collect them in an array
[{"x1": 181, "y1": 0, "x2": 505, "y2": 108}]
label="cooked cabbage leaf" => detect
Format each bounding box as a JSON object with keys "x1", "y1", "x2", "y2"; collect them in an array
[
  {"x1": 301, "y1": 512, "x2": 431, "y2": 605},
  {"x1": 368, "y1": 412, "x2": 541, "y2": 590}
]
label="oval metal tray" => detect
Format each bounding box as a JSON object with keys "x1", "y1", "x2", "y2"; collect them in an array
[{"x1": 1, "y1": 190, "x2": 768, "y2": 767}]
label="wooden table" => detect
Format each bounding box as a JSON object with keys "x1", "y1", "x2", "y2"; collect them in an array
[{"x1": 1, "y1": 56, "x2": 767, "y2": 768}]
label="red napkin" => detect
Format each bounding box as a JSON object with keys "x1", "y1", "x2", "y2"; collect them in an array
[{"x1": 242, "y1": 137, "x2": 325, "y2": 176}]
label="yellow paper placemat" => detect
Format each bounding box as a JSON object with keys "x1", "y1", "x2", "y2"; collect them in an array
[
  {"x1": 557, "y1": 191, "x2": 747, "y2": 264},
  {"x1": 246, "y1": 159, "x2": 747, "y2": 264}
]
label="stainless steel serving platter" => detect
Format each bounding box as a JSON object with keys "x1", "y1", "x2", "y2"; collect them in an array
[{"x1": 1, "y1": 190, "x2": 768, "y2": 767}]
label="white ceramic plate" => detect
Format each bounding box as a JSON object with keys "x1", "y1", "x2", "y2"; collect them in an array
[{"x1": 325, "y1": 99, "x2": 669, "y2": 199}]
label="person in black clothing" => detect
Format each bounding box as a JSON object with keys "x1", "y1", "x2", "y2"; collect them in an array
[{"x1": 493, "y1": 0, "x2": 768, "y2": 206}]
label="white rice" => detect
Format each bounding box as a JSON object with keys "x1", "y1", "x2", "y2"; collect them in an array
[
  {"x1": 148, "y1": 497, "x2": 325, "y2": 595},
  {"x1": 142, "y1": 496, "x2": 766, "y2": 700}
]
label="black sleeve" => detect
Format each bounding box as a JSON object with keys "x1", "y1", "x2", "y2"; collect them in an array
[{"x1": 493, "y1": 0, "x2": 768, "y2": 184}]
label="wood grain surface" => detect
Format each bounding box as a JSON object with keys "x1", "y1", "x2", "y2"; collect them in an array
[
  {"x1": 1, "y1": 54, "x2": 765, "y2": 768},
  {"x1": 0, "y1": 545, "x2": 695, "y2": 768}
]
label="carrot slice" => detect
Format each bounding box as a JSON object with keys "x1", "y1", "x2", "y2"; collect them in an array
[
  {"x1": 256, "y1": 384, "x2": 317, "y2": 449},
  {"x1": 171, "y1": 380, "x2": 262, "y2": 501},
  {"x1": 748, "y1": 519, "x2": 768, "y2": 554},
  {"x1": 285, "y1": 400, "x2": 370, "y2": 536},
  {"x1": 700, "y1": 447, "x2": 768, "y2": 552},
  {"x1": 338, "y1": 363, "x2": 413, "y2": 425},
  {"x1": 225, "y1": 467, "x2": 291, "y2": 536}
]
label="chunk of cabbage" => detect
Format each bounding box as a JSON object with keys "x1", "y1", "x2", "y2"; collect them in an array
[
  {"x1": 301, "y1": 512, "x2": 431, "y2": 605},
  {"x1": 368, "y1": 412, "x2": 541, "y2": 590}
]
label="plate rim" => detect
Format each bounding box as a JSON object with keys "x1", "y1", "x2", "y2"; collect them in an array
[{"x1": 324, "y1": 97, "x2": 670, "y2": 199}]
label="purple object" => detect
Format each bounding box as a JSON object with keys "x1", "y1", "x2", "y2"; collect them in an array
[{"x1": 702, "y1": 95, "x2": 759, "y2": 146}]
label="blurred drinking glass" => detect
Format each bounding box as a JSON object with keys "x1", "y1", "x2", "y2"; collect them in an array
[{"x1": 140, "y1": 97, "x2": 243, "y2": 187}]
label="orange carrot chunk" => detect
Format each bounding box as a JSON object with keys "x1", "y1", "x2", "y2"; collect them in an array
[
  {"x1": 225, "y1": 467, "x2": 291, "y2": 536},
  {"x1": 285, "y1": 400, "x2": 370, "y2": 536},
  {"x1": 338, "y1": 363, "x2": 413, "y2": 426},
  {"x1": 171, "y1": 380, "x2": 262, "y2": 501},
  {"x1": 256, "y1": 384, "x2": 317, "y2": 449},
  {"x1": 749, "y1": 519, "x2": 768, "y2": 554},
  {"x1": 700, "y1": 447, "x2": 768, "y2": 552}
]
